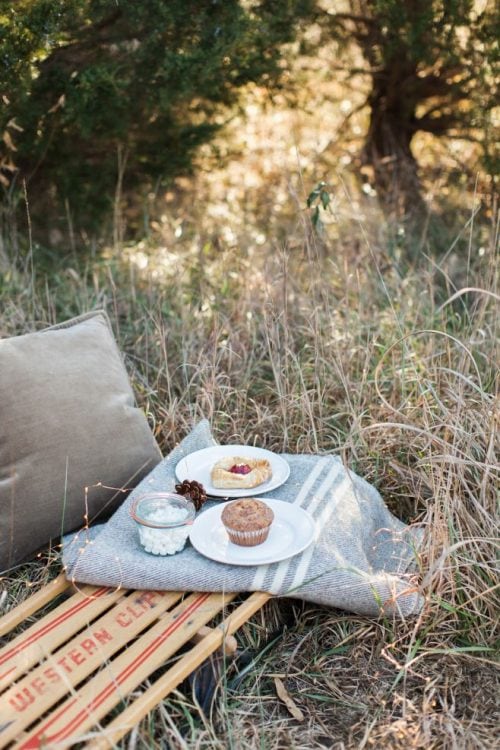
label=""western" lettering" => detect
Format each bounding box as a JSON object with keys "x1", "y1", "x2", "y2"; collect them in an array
[
  {"x1": 7, "y1": 627, "x2": 115, "y2": 713},
  {"x1": 9, "y1": 687, "x2": 35, "y2": 712}
]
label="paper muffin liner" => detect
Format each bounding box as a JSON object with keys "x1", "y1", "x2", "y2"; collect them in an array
[{"x1": 223, "y1": 524, "x2": 271, "y2": 547}]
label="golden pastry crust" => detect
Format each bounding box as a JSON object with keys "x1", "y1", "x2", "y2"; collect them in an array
[{"x1": 210, "y1": 455, "x2": 272, "y2": 489}]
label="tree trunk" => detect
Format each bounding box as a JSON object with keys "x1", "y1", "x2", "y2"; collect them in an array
[{"x1": 361, "y1": 68, "x2": 428, "y2": 224}]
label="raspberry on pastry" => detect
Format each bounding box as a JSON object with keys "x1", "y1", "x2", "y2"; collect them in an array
[{"x1": 210, "y1": 455, "x2": 272, "y2": 489}]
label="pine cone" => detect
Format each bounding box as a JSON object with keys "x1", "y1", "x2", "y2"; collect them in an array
[{"x1": 175, "y1": 479, "x2": 207, "y2": 511}]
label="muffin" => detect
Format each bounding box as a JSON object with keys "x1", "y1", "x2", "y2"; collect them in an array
[{"x1": 221, "y1": 498, "x2": 274, "y2": 547}]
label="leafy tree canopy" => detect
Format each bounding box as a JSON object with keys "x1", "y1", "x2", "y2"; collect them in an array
[
  {"x1": 0, "y1": 0, "x2": 497, "y2": 236},
  {"x1": 0, "y1": 0, "x2": 311, "y2": 226}
]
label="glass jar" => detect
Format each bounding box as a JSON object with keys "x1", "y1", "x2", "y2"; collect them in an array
[{"x1": 130, "y1": 492, "x2": 195, "y2": 555}]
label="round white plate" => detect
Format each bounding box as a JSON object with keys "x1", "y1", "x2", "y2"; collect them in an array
[
  {"x1": 175, "y1": 445, "x2": 290, "y2": 498},
  {"x1": 189, "y1": 498, "x2": 315, "y2": 566}
]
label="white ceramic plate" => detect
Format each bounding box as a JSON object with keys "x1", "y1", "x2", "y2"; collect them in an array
[
  {"x1": 189, "y1": 498, "x2": 315, "y2": 566},
  {"x1": 175, "y1": 445, "x2": 290, "y2": 498}
]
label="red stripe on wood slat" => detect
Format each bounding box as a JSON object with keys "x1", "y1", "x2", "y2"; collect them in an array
[
  {"x1": 18, "y1": 594, "x2": 211, "y2": 749},
  {"x1": 0, "y1": 667, "x2": 15, "y2": 682},
  {"x1": 0, "y1": 588, "x2": 110, "y2": 667},
  {"x1": 14, "y1": 699, "x2": 78, "y2": 750}
]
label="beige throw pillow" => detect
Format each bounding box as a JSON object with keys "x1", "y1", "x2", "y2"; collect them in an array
[{"x1": 0, "y1": 310, "x2": 162, "y2": 572}]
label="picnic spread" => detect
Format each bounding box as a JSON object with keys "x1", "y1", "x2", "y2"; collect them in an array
[
  {"x1": 63, "y1": 419, "x2": 423, "y2": 617},
  {"x1": 1, "y1": 316, "x2": 424, "y2": 747}
]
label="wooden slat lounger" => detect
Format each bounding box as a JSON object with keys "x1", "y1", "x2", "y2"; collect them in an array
[{"x1": 0, "y1": 574, "x2": 269, "y2": 748}]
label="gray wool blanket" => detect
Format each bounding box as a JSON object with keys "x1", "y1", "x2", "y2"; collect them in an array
[{"x1": 62, "y1": 420, "x2": 423, "y2": 617}]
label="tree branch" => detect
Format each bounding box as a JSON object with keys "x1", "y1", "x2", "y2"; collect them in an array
[
  {"x1": 38, "y1": 9, "x2": 127, "y2": 75},
  {"x1": 415, "y1": 113, "x2": 461, "y2": 134},
  {"x1": 326, "y1": 12, "x2": 377, "y2": 27}
]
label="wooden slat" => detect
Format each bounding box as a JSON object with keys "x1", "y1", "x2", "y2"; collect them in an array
[
  {"x1": 85, "y1": 592, "x2": 270, "y2": 750},
  {"x1": 0, "y1": 585, "x2": 123, "y2": 692},
  {"x1": 14, "y1": 592, "x2": 237, "y2": 750},
  {"x1": 0, "y1": 590, "x2": 182, "y2": 748},
  {"x1": 0, "y1": 574, "x2": 70, "y2": 638},
  {"x1": 191, "y1": 625, "x2": 238, "y2": 654},
  {"x1": 0, "y1": 576, "x2": 272, "y2": 749}
]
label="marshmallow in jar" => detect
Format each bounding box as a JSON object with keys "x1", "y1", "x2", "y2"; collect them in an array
[{"x1": 130, "y1": 493, "x2": 195, "y2": 555}]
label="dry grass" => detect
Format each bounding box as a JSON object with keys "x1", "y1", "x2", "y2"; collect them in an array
[{"x1": 0, "y1": 193, "x2": 498, "y2": 748}]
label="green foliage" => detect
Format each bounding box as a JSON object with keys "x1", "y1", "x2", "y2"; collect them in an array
[
  {"x1": 306, "y1": 181, "x2": 333, "y2": 230},
  {"x1": 1, "y1": 0, "x2": 496, "y2": 237},
  {"x1": 0, "y1": 0, "x2": 312, "y2": 228}
]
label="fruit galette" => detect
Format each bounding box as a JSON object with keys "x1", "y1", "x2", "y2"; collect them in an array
[{"x1": 210, "y1": 456, "x2": 272, "y2": 489}]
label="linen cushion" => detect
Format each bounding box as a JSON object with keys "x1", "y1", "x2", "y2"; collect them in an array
[{"x1": 0, "y1": 310, "x2": 162, "y2": 571}]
